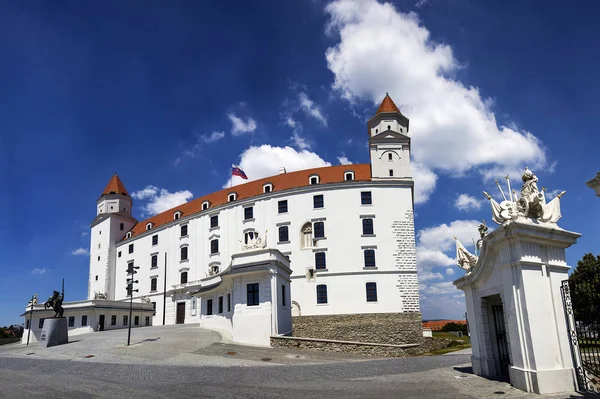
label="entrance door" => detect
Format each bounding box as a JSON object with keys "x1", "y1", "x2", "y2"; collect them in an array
[
  {"x1": 99, "y1": 315, "x2": 105, "y2": 331},
  {"x1": 492, "y1": 305, "x2": 510, "y2": 376},
  {"x1": 176, "y1": 302, "x2": 185, "y2": 324}
]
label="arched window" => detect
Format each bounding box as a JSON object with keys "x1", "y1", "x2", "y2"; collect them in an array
[
  {"x1": 344, "y1": 171, "x2": 354, "y2": 181},
  {"x1": 362, "y1": 218, "x2": 374, "y2": 235},
  {"x1": 228, "y1": 193, "x2": 237, "y2": 202},
  {"x1": 180, "y1": 272, "x2": 188, "y2": 284},
  {"x1": 263, "y1": 183, "x2": 273, "y2": 193},
  {"x1": 180, "y1": 246, "x2": 188, "y2": 261},
  {"x1": 202, "y1": 201, "x2": 210, "y2": 210},
  {"x1": 174, "y1": 211, "x2": 181, "y2": 220},
  {"x1": 301, "y1": 222, "x2": 313, "y2": 249},
  {"x1": 309, "y1": 175, "x2": 320, "y2": 185},
  {"x1": 126, "y1": 232, "x2": 132, "y2": 239},
  {"x1": 146, "y1": 223, "x2": 153, "y2": 231}
]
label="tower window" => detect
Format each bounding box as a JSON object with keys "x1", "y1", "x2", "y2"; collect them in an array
[
  {"x1": 313, "y1": 194, "x2": 324, "y2": 209},
  {"x1": 118, "y1": 251, "x2": 121, "y2": 258},
  {"x1": 152, "y1": 235, "x2": 158, "y2": 246},
  {"x1": 180, "y1": 246, "x2": 188, "y2": 261},
  {"x1": 278, "y1": 200, "x2": 288, "y2": 214},
  {"x1": 316, "y1": 284, "x2": 328, "y2": 304},
  {"x1": 180, "y1": 271, "x2": 188, "y2": 284},
  {"x1": 244, "y1": 206, "x2": 254, "y2": 220},
  {"x1": 210, "y1": 239, "x2": 219, "y2": 254},
  {"x1": 120, "y1": 223, "x2": 124, "y2": 231},
  {"x1": 97, "y1": 256, "x2": 100, "y2": 261},
  {"x1": 364, "y1": 249, "x2": 376, "y2": 268},
  {"x1": 129, "y1": 244, "x2": 134, "y2": 254},
  {"x1": 301, "y1": 222, "x2": 313, "y2": 249},
  {"x1": 388, "y1": 153, "x2": 393, "y2": 161},
  {"x1": 278, "y1": 226, "x2": 289, "y2": 243},
  {"x1": 151, "y1": 254, "x2": 158, "y2": 268},
  {"x1": 389, "y1": 169, "x2": 394, "y2": 177},
  {"x1": 366, "y1": 282, "x2": 378, "y2": 302},
  {"x1": 361, "y1": 191, "x2": 372, "y2": 205},
  {"x1": 362, "y1": 218, "x2": 374, "y2": 235},
  {"x1": 95, "y1": 275, "x2": 98, "y2": 281},
  {"x1": 314, "y1": 221, "x2": 325, "y2": 239},
  {"x1": 180, "y1": 224, "x2": 188, "y2": 237},
  {"x1": 210, "y1": 215, "x2": 219, "y2": 229},
  {"x1": 150, "y1": 278, "x2": 157, "y2": 292},
  {"x1": 315, "y1": 252, "x2": 326, "y2": 270}
]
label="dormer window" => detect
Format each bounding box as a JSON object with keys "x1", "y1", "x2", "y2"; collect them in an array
[
  {"x1": 174, "y1": 211, "x2": 181, "y2": 220},
  {"x1": 309, "y1": 175, "x2": 320, "y2": 185},
  {"x1": 126, "y1": 232, "x2": 132, "y2": 239},
  {"x1": 146, "y1": 223, "x2": 153, "y2": 231},
  {"x1": 263, "y1": 183, "x2": 273, "y2": 193},
  {"x1": 202, "y1": 201, "x2": 210, "y2": 210},
  {"x1": 228, "y1": 193, "x2": 237, "y2": 202},
  {"x1": 344, "y1": 171, "x2": 354, "y2": 181}
]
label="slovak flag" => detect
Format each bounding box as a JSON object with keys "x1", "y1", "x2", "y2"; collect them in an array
[{"x1": 232, "y1": 164, "x2": 248, "y2": 180}]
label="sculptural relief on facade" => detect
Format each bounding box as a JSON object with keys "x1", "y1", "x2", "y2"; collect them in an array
[{"x1": 239, "y1": 230, "x2": 268, "y2": 251}]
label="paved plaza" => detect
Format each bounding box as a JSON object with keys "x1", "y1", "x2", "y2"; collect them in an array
[{"x1": 0, "y1": 325, "x2": 589, "y2": 398}]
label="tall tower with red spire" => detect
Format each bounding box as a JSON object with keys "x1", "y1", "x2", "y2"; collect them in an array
[
  {"x1": 88, "y1": 173, "x2": 138, "y2": 300},
  {"x1": 368, "y1": 93, "x2": 412, "y2": 183}
]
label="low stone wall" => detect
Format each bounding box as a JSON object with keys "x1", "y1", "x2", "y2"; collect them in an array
[
  {"x1": 0, "y1": 338, "x2": 20, "y2": 346},
  {"x1": 291, "y1": 313, "x2": 423, "y2": 345},
  {"x1": 271, "y1": 336, "x2": 422, "y2": 357}
]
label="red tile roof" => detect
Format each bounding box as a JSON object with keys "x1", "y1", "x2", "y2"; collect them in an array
[
  {"x1": 422, "y1": 320, "x2": 467, "y2": 330},
  {"x1": 101, "y1": 174, "x2": 130, "y2": 198},
  {"x1": 125, "y1": 164, "x2": 372, "y2": 240},
  {"x1": 376, "y1": 93, "x2": 401, "y2": 114}
]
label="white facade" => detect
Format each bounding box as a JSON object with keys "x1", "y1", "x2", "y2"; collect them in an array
[
  {"x1": 22, "y1": 299, "x2": 154, "y2": 344},
  {"x1": 87, "y1": 96, "x2": 420, "y2": 327}
]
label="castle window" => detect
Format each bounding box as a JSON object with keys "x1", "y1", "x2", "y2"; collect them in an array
[
  {"x1": 180, "y1": 271, "x2": 188, "y2": 284},
  {"x1": 364, "y1": 249, "x2": 376, "y2": 268},
  {"x1": 128, "y1": 243, "x2": 134, "y2": 254},
  {"x1": 202, "y1": 201, "x2": 210, "y2": 210},
  {"x1": 151, "y1": 254, "x2": 158, "y2": 268},
  {"x1": 174, "y1": 211, "x2": 181, "y2": 220},
  {"x1": 97, "y1": 256, "x2": 100, "y2": 261},
  {"x1": 362, "y1": 218, "x2": 374, "y2": 235},
  {"x1": 228, "y1": 193, "x2": 237, "y2": 202},
  {"x1": 366, "y1": 282, "x2": 378, "y2": 302},
  {"x1": 146, "y1": 223, "x2": 153, "y2": 231},
  {"x1": 314, "y1": 221, "x2": 325, "y2": 239},
  {"x1": 152, "y1": 235, "x2": 158, "y2": 246},
  {"x1": 263, "y1": 183, "x2": 273, "y2": 193},
  {"x1": 210, "y1": 215, "x2": 219, "y2": 229},
  {"x1": 244, "y1": 206, "x2": 254, "y2": 220},
  {"x1": 301, "y1": 223, "x2": 313, "y2": 249},
  {"x1": 315, "y1": 252, "x2": 326, "y2": 270},
  {"x1": 120, "y1": 223, "x2": 124, "y2": 231},
  {"x1": 150, "y1": 278, "x2": 157, "y2": 292},
  {"x1": 210, "y1": 239, "x2": 219, "y2": 254},
  {"x1": 316, "y1": 285, "x2": 328, "y2": 304},
  {"x1": 313, "y1": 194, "x2": 324, "y2": 209},
  {"x1": 389, "y1": 169, "x2": 394, "y2": 177},
  {"x1": 118, "y1": 251, "x2": 121, "y2": 258},
  {"x1": 309, "y1": 175, "x2": 320, "y2": 185},
  {"x1": 361, "y1": 191, "x2": 372, "y2": 205},
  {"x1": 344, "y1": 171, "x2": 354, "y2": 181},
  {"x1": 95, "y1": 275, "x2": 98, "y2": 281},
  {"x1": 388, "y1": 153, "x2": 393, "y2": 161},
  {"x1": 278, "y1": 226, "x2": 289, "y2": 243},
  {"x1": 180, "y1": 246, "x2": 188, "y2": 261},
  {"x1": 278, "y1": 200, "x2": 288, "y2": 214},
  {"x1": 247, "y1": 283, "x2": 259, "y2": 306},
  {"x1": 180, "y1": 224, "x2": 188, "y2": 237}
]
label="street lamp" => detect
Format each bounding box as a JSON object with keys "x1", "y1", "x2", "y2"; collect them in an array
[
  {"x1": 26, "y1": 294, "x2": 35, "y2": 346},
  {"x1": 126, "y1": 264, "x2": 140, "y2": 346}
]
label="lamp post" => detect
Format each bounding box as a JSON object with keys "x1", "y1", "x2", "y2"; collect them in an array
[
  {"x1": 126, "y1": 264, "x2": 139, "y2": 346},
  {"x1": 26, "y1": 294, "x2": 35, "y2": 346}
]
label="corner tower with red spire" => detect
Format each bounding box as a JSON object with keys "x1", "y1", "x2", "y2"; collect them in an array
[
  {"x1": 368, "y1": 93, "x2": 412, "y2": 183},
  {"x1": 88, "y1": 173, "x2": 138, "y2": 300}
]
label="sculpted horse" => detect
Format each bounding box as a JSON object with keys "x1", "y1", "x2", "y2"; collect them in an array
[{"x1": 44, "y1": 290, "x2": 64, "y2": 318}]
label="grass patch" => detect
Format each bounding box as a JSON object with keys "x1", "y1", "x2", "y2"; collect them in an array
[
  {"x1": 432, "y1": 331, "x2": 470, "y2": 343},
  {"x1": 425, "y1": 343, "x2": 471, "y2": 356},
  {"x1": 423, "y1": 332, "x2": 471, "y2": 356}
]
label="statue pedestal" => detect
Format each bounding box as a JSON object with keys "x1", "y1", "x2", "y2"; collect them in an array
[{"x1": 39, "y1": 317, "x2": 68, "y2": 348}]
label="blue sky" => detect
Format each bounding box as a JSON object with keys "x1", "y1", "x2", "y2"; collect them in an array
[{"x1": 1, "y1": 0, "x2": 598, "y2": 326}]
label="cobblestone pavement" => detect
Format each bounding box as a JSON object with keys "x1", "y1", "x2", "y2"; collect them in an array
[{"x1": 0, "y1": 325, "x2": 588, "y2": 399}]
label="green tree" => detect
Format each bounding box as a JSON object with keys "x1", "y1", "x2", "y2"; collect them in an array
[
  {"x1": 441, "y1": 322, "x2": 468, "y2": 333},
  {"x1": 568, "y1": 253, "x2": 600, "y2": 332}
]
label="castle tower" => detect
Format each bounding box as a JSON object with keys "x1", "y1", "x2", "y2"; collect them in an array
[
  {"x1": 88, "y1": 174, "x2": 138, "y2": 300},
  {"x1": 368, "y1": 94, "x2": 412, "y2": 181}
]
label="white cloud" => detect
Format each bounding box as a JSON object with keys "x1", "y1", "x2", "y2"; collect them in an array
[
  {"x1": 31, "y1": 268, "x2": 49, "y2": 275},
  {"x1": 454, "y1": 193, "x2": 483, "y2": 211},
  {"x1": 337, "y1": 155, "x2": 353, "y2": 165},
  {"x1": 324, "y1": 0, "x2": 547, "y2": 203},
  {"x1": 412, "y1": 163, "x2": 437, "y2": 204},
  {"x1": 419, "y1": 281, "x2": 457, "y2": 295},
  {"x1": 285, "y1": 117, "x2": 297, "y2": 128},
  {"x1": 545, "y1": 189, "x2": 562, "y2": 201},
  {"x1": 201, "y1": 131, "x2": 225, "y2": 144},
  {"x1": 418, "y1": 271, "x2": 444, "y2": 282},
  {"x1": 132, "y1": 186, "x2": 194, "y2": 216},
  {"x1": 417, "y1": 219, "x2": 481, "y2": 255},
  {"x1": 71, "y1": 247, "x2": 89, "y2": 256},
  {"x1": 298, "y1": 92, "x2": 328, "y2": 126},
  {"x1": 291, "y1": 132, "x2": 311, "y2": 150},
  {"x1": 228, "y1": 113, "x2": 257, "y2": 136},
  {"x1": 224, "y1": 145, "x2": 331, "y2": 188},
  {"x1": 446, "y1": 268, "x2": 455, "y2": 276}
]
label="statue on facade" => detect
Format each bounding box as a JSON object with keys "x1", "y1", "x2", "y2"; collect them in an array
[
  {"x1": 93, "y1": 291, "x2": 107, "y2": 300},
  {"x1": 483, "y1": 168, "x2": 565, "y2": 225},
  {"x1": 476, "y1": 219, "x2": 488, "y2": 254},
  {"x1": 454, "y1": 236, "x2": 478, "y2": 271},
  {"x1": 27, "y1": 294, "x2": 38, "y2": 306},
  {"x1": 44, "y1": 290, "x2": 64, "y2": 318},
  {"x1": 240, "y1": 230, "x2": 268, "y2": 251},
  {"x1": 140, "y1": 296, "x2": 151, "y2": 304}
]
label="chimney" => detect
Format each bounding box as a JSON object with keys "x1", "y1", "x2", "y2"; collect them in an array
[{"x1": 279, "y1": 167, "x2": 287, "y2": 174}]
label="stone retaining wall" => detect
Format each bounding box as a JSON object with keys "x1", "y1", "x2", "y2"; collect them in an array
[
  {"x1": 291, "y1": 312, "x2": 423, "y2": 345},
  {"x1": 271, "y1": 336, "x2": 422, "y2": 357}
]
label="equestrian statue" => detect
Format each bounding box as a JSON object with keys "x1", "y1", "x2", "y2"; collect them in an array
[{"x1": 44, "y1": 279, "x2": 65, "y2": 318}]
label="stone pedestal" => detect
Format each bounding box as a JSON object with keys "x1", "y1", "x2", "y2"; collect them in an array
[
  {"x1": 455, "y1": 218, "x2": 580, "y2": 394},
  {"x1": 39, "y1": 317, "x2": 68, "y2": 348}
]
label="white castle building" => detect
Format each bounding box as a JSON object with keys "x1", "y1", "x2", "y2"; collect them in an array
[{"x1": 87, "y1": 94, "x2": 420, "y2": 332}]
